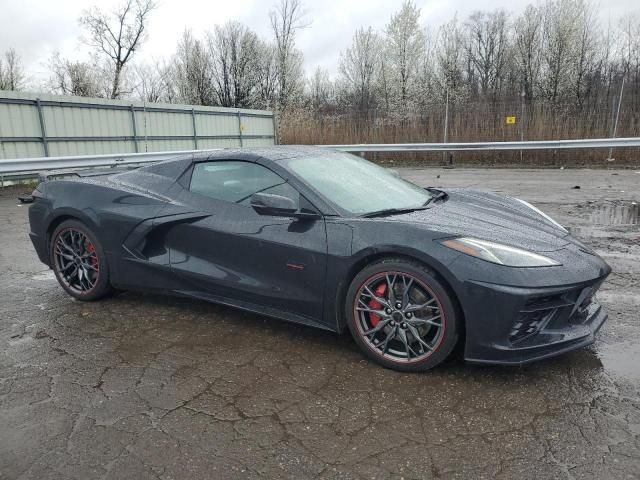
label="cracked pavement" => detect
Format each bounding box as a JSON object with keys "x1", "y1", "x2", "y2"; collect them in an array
[{"x1": 1, "y1": 168, "x2": 639, "y2": 479}]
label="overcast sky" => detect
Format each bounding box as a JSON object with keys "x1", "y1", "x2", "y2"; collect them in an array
[{"x1": 0, "y1": 0, "x2": 635, "y2": 87}]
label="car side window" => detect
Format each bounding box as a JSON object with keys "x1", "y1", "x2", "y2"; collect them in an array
[{"x1": 190, "y1": 161, "x2": 299, "y2": 207}]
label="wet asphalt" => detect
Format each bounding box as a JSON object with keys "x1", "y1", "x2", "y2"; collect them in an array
[{"x1": 0, "y1": 168, "x2": 639, "y2": 480}]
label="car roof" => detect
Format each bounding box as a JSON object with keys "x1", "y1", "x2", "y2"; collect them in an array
[
  {"x1": 190, "y1": 145, "x2": 334, "y2": 163},
  {"x1": 137, "y1": 145, "x2": 338, "y2": 181}
]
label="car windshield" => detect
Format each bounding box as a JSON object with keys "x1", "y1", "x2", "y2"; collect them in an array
[{"x1": 284, "y1": 152, "x2": 433, "y2": 215}]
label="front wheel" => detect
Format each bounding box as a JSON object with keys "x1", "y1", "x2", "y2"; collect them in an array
[
  {"x1": 49, "y1": 220, "x2": 113, "y2": 301},
  {"x1": 345, "y1": 258, "x2": 459, "y2": 372}
]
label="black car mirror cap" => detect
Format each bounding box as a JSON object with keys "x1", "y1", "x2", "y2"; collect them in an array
[
  {"x1": 251, "y1": 192, "x2": 297, "y2": 215},
  {"x1": 251, "y1": 193, "x2": 321, "y2": 220}
]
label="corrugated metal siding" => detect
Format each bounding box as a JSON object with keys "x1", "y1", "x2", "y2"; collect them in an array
[
  {"x1": 48, "y1": 140, "x2": 135, "y2": 157},
  {"x1": 242, "y1": 137, "x2": 273, "y2": 148},
  {"x1": 0, "y1": 90, "x2": 275, "y2": 159},
  {"x1": 143, "y1": 110, "x2": 193, "y2": 136},
  {"x1": 0, "y1": 102, "x2": 41, "y2": 137},
  {"x1": 196, "y1": 114, "x2": 239, "y2": 136},
  {"x1": 196, "y1": 138, "x2": 242, "y2": 149},
  {"x1": 138, "y1": 139, "x2": 200, "y2": 152},
  {"x1": 0, "y1": 141, "x2": 44, "y2": 159},
  {"x1": 242, "y1": 116, "x2": 274, "y2": 136}
]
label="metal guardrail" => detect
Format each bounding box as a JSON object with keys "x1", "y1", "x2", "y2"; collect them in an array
[
  {"x1": 321, "y1": 137, "x2": 640, "y2": 152},
  {"x1": 1, "y1": 137, "x2": 639, "y2": 180}
]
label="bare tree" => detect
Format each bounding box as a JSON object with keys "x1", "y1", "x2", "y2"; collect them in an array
[
  {"x1": 376, "y1": 58, "x2": 392, "y2": 114},
  {"x1": 208, "y1": 21, "x2": 260, "y2": 108},
  {"x1": 513, "y1": 5, "x2": 543, "y2": 102},
  {"x1": 254, "y1": 40, "x2": 279, "y2": 109},
  {"x1": 573, "y1": 2, "x2": 602, "y2": 106},
  {"x1": 269, "y1": 0, "x2": 308, "y2": 109},
  {"x1": 0, "y1": 48, "x2": 26, "y2": 91},
  {"x1": 132, "y1": 62, "x2": 174, "y2": 102},
  {"x1": 80, "y1": 0, "x2": 156, "y2": 99},
  {"x1": 306, "y1": 67, "x2": 335, "y2": 112},
  {"x1": 384, "y1": 1, "x2": 426, "y2": 114},
  {"x1": 339, "y1": 27, "x2": 380, "y2": 114},
  {"x1": 156, "y1": 60, "x2": 180, "y2": 103},
  {"x1": 435, "y1": 15, "x2": 467, "y2": 102},
  {"x1": 173, "y1": 30, "x2": 215, "y2": 105},
  {"x1": 413, "y1": 33, "x2": 437, "y2": 111},
  {"x1": 600, "y1": 17, "x2": 616, "y2": 100},
  {"x1": 464, "y1": 10, "x2": 509, "y2": 100},
  {"x1": 618, "y1": 13, "x2": 640, "y2": 85},
  {"x1": 47, "y1": 53, "x2": 102, "y2": 97},
  {"x1": 539, "y1": 0, "x2": 579, "y2": 105}
]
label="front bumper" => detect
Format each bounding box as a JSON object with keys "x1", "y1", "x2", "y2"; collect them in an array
[{"x1": 461, "y1": 275, "x2": 609, "y2": 366}]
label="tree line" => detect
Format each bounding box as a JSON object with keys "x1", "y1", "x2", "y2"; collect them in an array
[
  {"x1": 2, "y1": 0, "x2": 639, "y2": 153},
  {"x1": 3, "y1": 0, "x2": 308, "y2": 111}
]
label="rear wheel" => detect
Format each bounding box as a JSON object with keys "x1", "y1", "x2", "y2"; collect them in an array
[
  {"x1": 50, "y1": 220, "x2": 113, "y2": 301},
  {"x1": 346, "y1": 258, "x2": 459, "y2": 372}
]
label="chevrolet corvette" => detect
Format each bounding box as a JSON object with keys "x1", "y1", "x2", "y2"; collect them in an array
[{"x1": 28, "y1": 146, "x2": 611, "y2": 371}]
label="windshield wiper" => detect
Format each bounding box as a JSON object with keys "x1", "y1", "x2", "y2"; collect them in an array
[
  {"x1": 360, "y1": 188, "x2": 448, "y2": 218},
  {"x1": 423, "y1": 188, "x2": 449, "y2": 206},
  {"x1": 360, "y1": 206, "x2": 429, "y2": 218}
]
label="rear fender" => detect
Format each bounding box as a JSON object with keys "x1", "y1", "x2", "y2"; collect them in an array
[{"x1": 43, "y1": 182, "x2": 171, "y2": 258}]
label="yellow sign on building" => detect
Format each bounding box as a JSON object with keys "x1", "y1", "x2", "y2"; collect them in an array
[{"x1": 505, "y1": 116, "x2": 516, "y2": 124}]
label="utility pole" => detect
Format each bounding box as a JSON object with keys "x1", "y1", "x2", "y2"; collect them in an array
[
  {"x1": 607, "y1": 77, "x2": 625, "y2": 161},
  {"x1": 520, "y1": 89, "x2": 525, "y2": 163},
  {"x1": 443, "y1": 88, "x2": 449, "y2": 164}
]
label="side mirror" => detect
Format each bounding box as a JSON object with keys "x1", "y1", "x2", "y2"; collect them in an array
[
  {"x1": 250, "y1": 192, "x2": 298, "y2": 216},
  {"x1": 250, "y1": 193, "x2": 320, "y2": 220}
]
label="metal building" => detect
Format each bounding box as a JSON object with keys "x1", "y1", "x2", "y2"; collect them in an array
[{"x1": 0, "y1": 90, "x2": 276, "y2": 159}]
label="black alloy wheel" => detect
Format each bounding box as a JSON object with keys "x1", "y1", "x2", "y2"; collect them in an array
[
  {"x1": 346, "y1": 258, "x2": 459, "y2": 372},
  {"x1": 50, "y1": 220, "x2": 112, "y2": 301}
]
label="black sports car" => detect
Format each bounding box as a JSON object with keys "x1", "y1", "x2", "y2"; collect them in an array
[{"x1": 28, "y1": 146, "x2": 611, "y2": 371}]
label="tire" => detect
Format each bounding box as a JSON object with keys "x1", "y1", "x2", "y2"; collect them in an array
[
  {"x1": 49, "y1": 219, "x2": 113, "y2": 301},
  {"x1": 345, "y1": 257, "x2": 459, "y2": 372}
]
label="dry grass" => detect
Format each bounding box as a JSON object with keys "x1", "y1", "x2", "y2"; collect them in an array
[{"x1": 279, "y1": 97, "x2": 640, "y2": 167}]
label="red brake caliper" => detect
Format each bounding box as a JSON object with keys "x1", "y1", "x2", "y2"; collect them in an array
[
  {"x1": 368, "y1": 283, "x2": 387, "y2": 327},
  {"x1": 86, "y1": 242, "x2": 98, "y2": 269}
]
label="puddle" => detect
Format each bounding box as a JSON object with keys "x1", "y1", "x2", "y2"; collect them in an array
[
  {"x1": 589, "y1": 202, "x2": 639, "y2": 225},
  {"x1": 598, "y1": 342, "x2": 640, "y2": 381}
]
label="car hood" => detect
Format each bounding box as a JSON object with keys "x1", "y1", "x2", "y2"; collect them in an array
[{"x1": 382, "y1": 189, "x2": 571, "y2": 252}]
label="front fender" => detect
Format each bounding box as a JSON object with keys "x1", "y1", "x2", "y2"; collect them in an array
[{"x1": 330, "y1": 241, "x2": 464, "y2": 333}]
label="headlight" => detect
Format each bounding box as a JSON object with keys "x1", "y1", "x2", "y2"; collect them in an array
[
  {"x1": 513, "y1": 198, "x2": 567, "y2": 233},
  {"x1": 441, "y1": 237, "x2": 561, "y2": 267}
]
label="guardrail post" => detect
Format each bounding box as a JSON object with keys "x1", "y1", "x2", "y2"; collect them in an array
[
  {"x1": 131, "y1": 103, "x2": 138, "y2": 153},
  {"x1": 130, "y1": 105, "x2": 139, "y2": 153},
  {"x1": 237, "y1": 111, "x2": 244, "y2": 147},
  {"x1": 35, "y1": 98, "x2": 49, "y2": 157},
  {"x1": 272, "y1": 113, "x2": 279, "y2": 145},
  {"x1": 191, "y1": 109, "x2": 198, "y2": 150}
]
